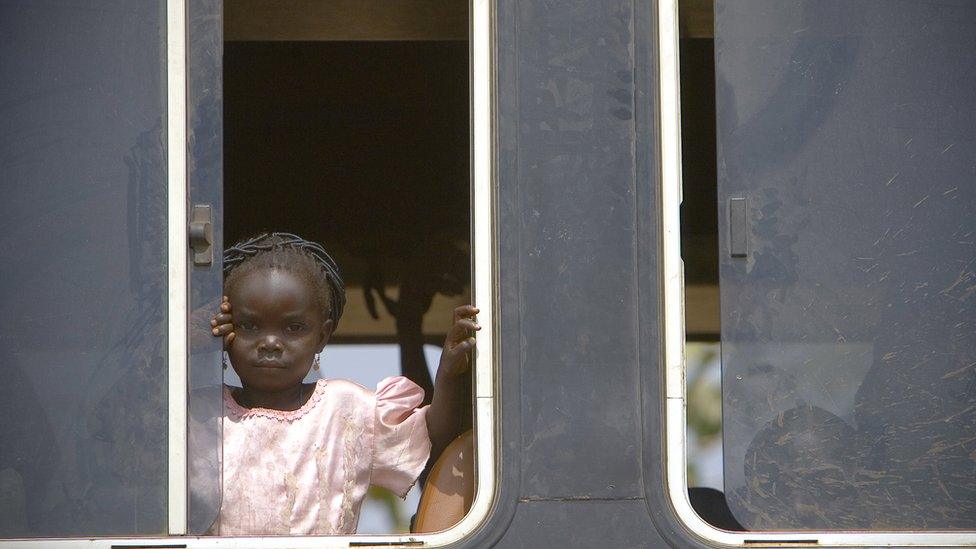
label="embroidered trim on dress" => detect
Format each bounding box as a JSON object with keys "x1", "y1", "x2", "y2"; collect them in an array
[
  {"x1": 314, "y1": 444, "x2": 337, "y2": 535},
  {"x1": 223, "y1": 379, "x2": 328, "y2": 421},
  {"x1": 337, "y1": 412, "x2": 360, "y2": 533}
]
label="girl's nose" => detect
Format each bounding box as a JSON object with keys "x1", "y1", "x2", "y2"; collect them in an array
[{"x1": 258, "y1": 335, "x2": 283, "y2": 351}]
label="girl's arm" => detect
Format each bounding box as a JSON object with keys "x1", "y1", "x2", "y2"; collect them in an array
[{"x1": 426, "y1": 305, "x2": 479, "y2": 462}]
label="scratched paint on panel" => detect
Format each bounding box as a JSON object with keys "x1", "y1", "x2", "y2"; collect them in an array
[
  {"x1": 717, "y1": 0, "x2": 976, "y2": 529},
  {"x1": 0, "y1": 0, "x2": 169, "y2": 537},
  {"x1": 516, "y1": 0, "x2": 643, "y2": 499}
]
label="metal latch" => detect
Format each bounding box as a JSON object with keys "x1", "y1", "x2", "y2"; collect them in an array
[
  {"x1": 729, "y1": 197, "x2": 747, "y2": 258},
  {"x1": 188, "y1": 204, "x2": 213, "y2": 266}
]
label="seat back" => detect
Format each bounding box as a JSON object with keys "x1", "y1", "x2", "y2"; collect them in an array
[{"x1": 412, "y1": 430, "x2": 475, "y2": 533}]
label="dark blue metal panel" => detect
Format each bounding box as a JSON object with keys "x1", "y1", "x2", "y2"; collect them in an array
[
  {"x1": 515, "y1": 0, "x2": 643, "y2": 501},
  {"x1": 461, "y1": 0, "x2": 699, "y2": 547},
  {"x1": 0, "y1": 0, "x2": 168, "y2": 537},
  {"x1": 717, "y1": 0, "x2": 976, "y2": 530},
  {"x1": 496, "y1": 500, "x2": 665, "y2": 548}
]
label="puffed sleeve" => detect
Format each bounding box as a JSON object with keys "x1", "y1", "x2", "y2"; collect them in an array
[{"x1": 370, "y1": 376, "x2": 431, "y2": 497}]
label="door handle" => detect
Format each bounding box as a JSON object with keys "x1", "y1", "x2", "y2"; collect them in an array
[
  {"x1": 189, "y1": 204, "x2": 213, "y2": 266},
  {"x1": 729, "y1": 197, "x2": 747, "y2": 258}
]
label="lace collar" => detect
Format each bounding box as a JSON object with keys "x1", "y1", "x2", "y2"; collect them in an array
[{"x1": 223, "y1": 379, "x2": 327, "y2": 421}]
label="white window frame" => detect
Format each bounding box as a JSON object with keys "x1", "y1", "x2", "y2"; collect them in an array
[
  {"x1": 2, "y1": 0, "x2": 496, "y2": 546},
  {"x1": 658, "y1": 0, "x2": 976, "y2": 545},
  {"x1": 168, "y1": 0, "x2": 189, "y2": 535}
]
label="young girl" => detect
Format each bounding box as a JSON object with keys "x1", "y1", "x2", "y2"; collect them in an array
[{"x1": 209, "y1": 233, "x2": 478, "y2": 535}]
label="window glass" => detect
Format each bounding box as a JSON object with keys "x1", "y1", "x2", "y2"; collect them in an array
[
  {"x1": 714, "y1": 0, "x2": 976, "y2": 530},
  {"x1": 186, "y1": 0, "x2": 224, "y2": 535},
  {"x1": 0, "y1": 0, "x2": 169, "y2": 537}
]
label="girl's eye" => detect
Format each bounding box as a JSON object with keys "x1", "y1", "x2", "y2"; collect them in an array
[
  {"x1": 238, "y1": 321, "x2": 257, "y2": 331},
  {"x1": 286, "y1": 323, "x2": 307, "y2": 333}
]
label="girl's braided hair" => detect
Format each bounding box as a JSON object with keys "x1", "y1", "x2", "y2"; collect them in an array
[{"x1": 223, "y1": 232, "x2": 346, "y2": 328}]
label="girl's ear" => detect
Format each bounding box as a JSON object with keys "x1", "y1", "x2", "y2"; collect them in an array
[{"x1": 317, "y1": 318, "x2": 334, "y2": 353}]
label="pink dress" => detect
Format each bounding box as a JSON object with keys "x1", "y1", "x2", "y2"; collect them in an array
[{"x1": 217, "y1": 376, "x2": 431, "y2": 535}]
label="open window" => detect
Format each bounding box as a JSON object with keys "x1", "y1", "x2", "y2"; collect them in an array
[
  {"x1": 221, "y1": 8, "x2": 475, "y2": 535},
  {"x1": 664, "y1": 0, "x2": 976, "y2": 544},
  {"x1": 0, "y1": 0, "x2": 495, "y2": 545}
]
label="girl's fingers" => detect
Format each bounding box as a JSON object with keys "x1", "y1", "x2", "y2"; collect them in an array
[
  {"x1": 444, "y1": 305, "x2": 480, "y2": 354},
  {"x1": 211, "y1": 313, "x2": 232, "y2": 325},
  {"x1": 448, "y1": 336, "x2": 477, "y2": 354},
  {"x1": 213, "y1": 298, "x2": 235, "y2": 345},
  {"x1": 446, "y1": 321, "x2": 479, "y2": 346},
  {"x1": 453, "y1": 305, "x2": 479, "y2": 322},
  {"x1": 455, "y1": 319, "x2": 481, "y2": 332},
  {"x1": 443, "y1": 338, "x2": 476, "y2": 374}
]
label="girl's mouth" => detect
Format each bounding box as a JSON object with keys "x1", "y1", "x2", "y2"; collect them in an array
[{"x1": 255, "y1": 358, "x2": 286, "y2": 368}]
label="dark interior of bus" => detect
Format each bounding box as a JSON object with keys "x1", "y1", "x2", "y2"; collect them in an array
[
  {"x1": 678, "y1": 0, "x2": 719, "y2": 340},
  {"x1": 222, "y1": 1, "x2": 722, "y2": 341},
  {"x1": 223, "y1": 2, "x2": 471, "y2": 347}
]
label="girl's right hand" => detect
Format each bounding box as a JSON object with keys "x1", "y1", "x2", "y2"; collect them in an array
[{"x1": 210, "y1": 296, "x2": 235, "y2": 349}]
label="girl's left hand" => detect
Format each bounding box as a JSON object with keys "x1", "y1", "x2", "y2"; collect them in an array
[
  {"x1": 438, "y1": 305, "x2": 480, "y2": 378},
  {"x1": 210, "y1": 296, "x2": 235, "y2": 349}
]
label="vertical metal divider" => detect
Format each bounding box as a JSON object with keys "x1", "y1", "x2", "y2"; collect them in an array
[{"x1": 166, "y1": 0, "x2": 188, "y2": 536}]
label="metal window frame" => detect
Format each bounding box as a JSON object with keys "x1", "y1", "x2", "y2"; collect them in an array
[
  {"x1": 167, "y1": 0, "x2": 189, "y2": 536},
  {"x1": 1, "y1": 0, "x2": 495, "y2": 546},
  {"x1": 657, "y1": 0, "x2": 976, "y2": 545}
]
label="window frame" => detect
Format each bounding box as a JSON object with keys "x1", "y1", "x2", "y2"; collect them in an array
[
  {"x1": 658, "y1": 0, "x2": 976, "y2": 545},
  {"x1": 168, "y1": 0, "x2": 189, "y2": 534},
  {"x1": 1, "y1": 0, "x2": 497, "y2": 545}
]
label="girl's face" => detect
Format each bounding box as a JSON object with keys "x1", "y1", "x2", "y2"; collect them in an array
[{"x1": 226, "y1": 269, "x2": 333, "y2": 393}]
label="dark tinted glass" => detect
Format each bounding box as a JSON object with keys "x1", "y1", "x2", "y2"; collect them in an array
[
  {"x1": 717, "y1": 0, "x2": 976, "y2": 530},
  {"x1": 186, "y1": 0, "x2": 224, "y2": 535},
  {"x1": 0, "y1": 1, "x2": 169, "y2": 536}
]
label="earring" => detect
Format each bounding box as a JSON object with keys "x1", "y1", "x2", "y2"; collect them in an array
[
  {"x1": 312, "y1": 353, "x2": 320, "y2": 371},
  {"x1": 222, "y1": 351, "x2": 230, "y2": 370}
]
